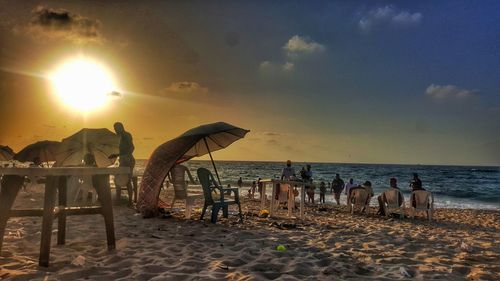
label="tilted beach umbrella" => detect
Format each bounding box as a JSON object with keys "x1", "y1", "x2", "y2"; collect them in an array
[
  {"x1": 0, "y1": 145, "x2": 15, "y2": 161},
  {"x1": 178, "y1": 122, "x2": 250, "y2": 184},
  {"x1": 137, "y1": 122, "x2": 249, "y2": 217},
  {"x1": 14, "y1": 140, "x2": 60, "y2": 165},
  {"x1": 55, "y1": 128, "x2": 120, "y2": 167}
]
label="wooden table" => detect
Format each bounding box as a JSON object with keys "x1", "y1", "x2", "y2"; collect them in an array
[
  {"x1": 0, "y1": 167, "x2": 130, "y2": 267},
  {"x1": 259, "y1": 179, "x2": 306, "y2": 219}
]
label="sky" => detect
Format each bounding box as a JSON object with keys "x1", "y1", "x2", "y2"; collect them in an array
[{"x1": 1, "y1": 0, "x2": 499, "y2": 166}]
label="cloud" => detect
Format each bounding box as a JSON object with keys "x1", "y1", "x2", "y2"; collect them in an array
[
  {"x1": 25, "y1": 6, "x2": 103, "y2": 44},
  {"x1": 425, "y1": 84, "x2": 478, "y2": 100},
  {"x1": 358, "y1": 5, "x2": 422, "y2": 31},
  {"x1": 283, "y1": 35, "x2": 325, "y2": 58},
  {"x1": 282, "y1": 62, "x2": 294, "y2": 72},
  {"x1": 259, "y1": 61, "x2": 294, "y2": 73},
  {"x1": 160, "y1": 81, "x2": 208, "y2": 98}
]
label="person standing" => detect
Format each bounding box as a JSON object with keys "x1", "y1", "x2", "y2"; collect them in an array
[
  {"x1": 281, "y1": 160, "x2": 296, "y2": 180},
  {"x1": 344, "y1": 178, "x2": 356, "y2": 200},
  {"x1": 331, "y1": 174, "x2": 345, "y2": 205},
  {"x1": 250, "y1": 181, "x2": 257, "y2": 199},
  {"x1": 410, "y1": 173, "x2": 423, "y2": 191},
  {"x1": 301, "y1": 164, "x2": 314, "y2": 204},
  {"x1": 319, "y1": 181, "x2": 327, "y2": 204},
  {"x1": 237, "y1": 177, "x2": 243, "y2": 189},
  {"x1": 111, "y1": 122, "x2": 135, "y2": 205}
]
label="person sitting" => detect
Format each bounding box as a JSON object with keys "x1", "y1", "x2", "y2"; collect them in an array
[
  {"x1": 377, "y1": 177, "x2": 404, "y2": 216},
  {"x1": 361, "y1": 181, "x2": 374, "y2": 212}
]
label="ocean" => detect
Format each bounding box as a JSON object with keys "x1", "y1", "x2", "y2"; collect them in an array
[{"x1": 134, "y1": 160, "x2": 500, "y2": 210}]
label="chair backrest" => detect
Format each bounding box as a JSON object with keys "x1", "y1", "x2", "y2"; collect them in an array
[
  {"x1": 197, "y1": 168, "x2": 217, "y2": 205},
  {"x1": 384, "y1": 188, "x2": 403, "y2": 208},
  {"x1": 352, "y1": 188, "x2": 368, "y2": 206},
  {"x1": 412, "y1": 190, "x2": 431, "y2": 209},
  {"x1": 171, "y1": 165, "x2": 189, "y2": 199},
  {"x1": 278, "y1": 183, "x2": 290, "y2": 202}
]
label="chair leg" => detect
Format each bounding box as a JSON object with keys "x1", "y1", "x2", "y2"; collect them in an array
[
  {"x1": 237, "y1": 202, "x2": 243, "y2": 222},
  {"x1": 211, "y1": 205, "x2": 220, "y2": 223},
  {"x1": 200, "y1": 204, "x2": 208, "y2": 220},
  {"x1": 222, "y1": 206, "x2": 229, "y2": 218}
]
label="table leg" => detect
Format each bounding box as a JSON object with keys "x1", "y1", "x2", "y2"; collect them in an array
[
  {"x1": 0, "y1": 175, "x2": 24, "y2": 253},
  {"x1": 39, "y1": 176, "x2": 59, "y2": 267},
  {"x1": 57, "y1": 176, "x2": 67, "y2": 245},
  {"x1": 270, "y1": 183, "x2": 275, "y2": 217},
  {"x1": 300, "y1": 184, "x2": 305, "y2": 219},
  {"x1": 260, "y1": 183, "x2": 266, "y2": 210},
  {"x1": 132, "y1": 176, "x2": 138, "y2": 203},
  {"x1": 93, "y1": 175, "x2": 115, "y2": 250}
]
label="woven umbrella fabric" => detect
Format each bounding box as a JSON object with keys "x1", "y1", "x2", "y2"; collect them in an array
[{"x1": 137, "y1": 122, "x2": 249, "y2": 217}]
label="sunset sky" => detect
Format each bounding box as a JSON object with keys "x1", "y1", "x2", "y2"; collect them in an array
[{"x1": 1, "y1": 1, "x2": 499, "y2": 165}]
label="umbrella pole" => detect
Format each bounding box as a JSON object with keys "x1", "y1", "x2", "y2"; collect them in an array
[{"x1": 203, "y1": 137, "x2": 222, "y2": 186}]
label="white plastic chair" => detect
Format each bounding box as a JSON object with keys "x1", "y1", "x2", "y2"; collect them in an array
[
  {"x1": 67, "y1": 175, "x2": 97, "y2": 204},
  {"x1": 274, "y1": 183, "x2": 290, "y2": 211},
  {"x1": 382, "y1": 188, "x2": 405, "y2": 218},
  {"x1": 169, "y1": 167, "x2": 201, "y2": 219},
  {"x1": 410, "y1": 190, "x2": 434, "y2": 221},
  {"x1": 349, "y1": 188, "x2": 369, "y2": 214}
]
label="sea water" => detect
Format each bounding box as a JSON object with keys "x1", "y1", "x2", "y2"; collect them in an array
[{"x1": 134, "y1": 160, "x2": 500, "y2": 210}]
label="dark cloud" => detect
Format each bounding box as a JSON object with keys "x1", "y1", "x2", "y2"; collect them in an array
[
  {"x1": 267, "y1": 139, "x2": 278, "y2": 145},
  {"x1": 26, "y1": 6, "x2": 103, "y2": 44},
  {"x1": 225, "y1": 31, "x2": 240, "y2": 47},
  {"x1": 160, "y1": 82, "x2": 208, "y2": 96},
  {"x1": 107, "y1": 91, "x2": 123, "y2": 98}
]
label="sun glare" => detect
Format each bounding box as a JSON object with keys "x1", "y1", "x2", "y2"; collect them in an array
[{"x1": 50, "y1": 58, "x2": 117, "y2": 112}]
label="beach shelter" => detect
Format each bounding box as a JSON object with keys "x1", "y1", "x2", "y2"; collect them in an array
[
  {"x1": 0, "y1": 145, "x2": 15, "y2": 161},
  {"x1": 54, "y1": 128, "x2": 120, "y2": 167},
  {"x1": 137, "y1": 122, "x2": 249, "y2": 217},
  {"x1": 14, "y1": 140, "x2": 60, "y2": 166}
]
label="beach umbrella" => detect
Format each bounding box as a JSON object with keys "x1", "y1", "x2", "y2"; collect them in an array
[
  {"x1": 14, "y1": 140, "x2": 60, "y2": 166},
  {"x1": 177, "y1": 122, "x2": 250, "y2": 184},
  {"x1": 0, "y1": 145, "x2": 15, "y2": 161},
  {"x1": 137, "y1": 122, "x2": 249, "y2": 217},
  {"x1": 55, "y1": 128, "x2": 120, "y2": 167}
]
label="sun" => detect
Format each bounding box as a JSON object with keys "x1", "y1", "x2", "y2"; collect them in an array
[{"x1": 50, "y1": 58, "x2": 117, "y2": 112}]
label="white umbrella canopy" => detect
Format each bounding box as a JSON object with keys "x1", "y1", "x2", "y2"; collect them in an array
[
  {"x1": 55, "y1": 128, "x2": 120, "y2": 167},
  {"x1": 0, "y1": 145, "x2": 15, "y2": 161},
  {"x1": 14, "y1": 140, "x2": 60, "y2": 165}
]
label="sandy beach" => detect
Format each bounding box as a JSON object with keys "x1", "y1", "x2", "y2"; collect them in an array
[{"x1": 1, "y1": 185, "x2": 499, "y2": 281}]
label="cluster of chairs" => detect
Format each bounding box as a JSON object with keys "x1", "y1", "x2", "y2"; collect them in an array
[{"x1": 348, "y1": 188, "x2": 435, "y2": 220}]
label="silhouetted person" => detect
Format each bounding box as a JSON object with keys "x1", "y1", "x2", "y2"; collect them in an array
[
  {"x1": 110, "y1": 122, "x2": 135, "y2": 205},
  {"x1": 410, "y1": 173, "x2": 423, "y2": 191},
  {"x1": 331, "y1": 174, "x2": 344, "y2": 205}
]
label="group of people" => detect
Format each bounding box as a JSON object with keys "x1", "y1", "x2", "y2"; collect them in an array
[{"x1": 243, "y1": 160, "x2": 427, "y2": 216}]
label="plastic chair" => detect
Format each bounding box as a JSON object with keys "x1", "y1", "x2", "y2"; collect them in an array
[
  {"x1": 197, "y1": 168, "x2": 243, "y2": 223},
  {"x1": 410, "y1": 190, "x2": 434, "y2": 221},
  {"x1": 348, "y1": 188, "x2": 369, "y2": 214},
  {"x1": 382, "y1": 188, "x2": 405, "y2": 218}
]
